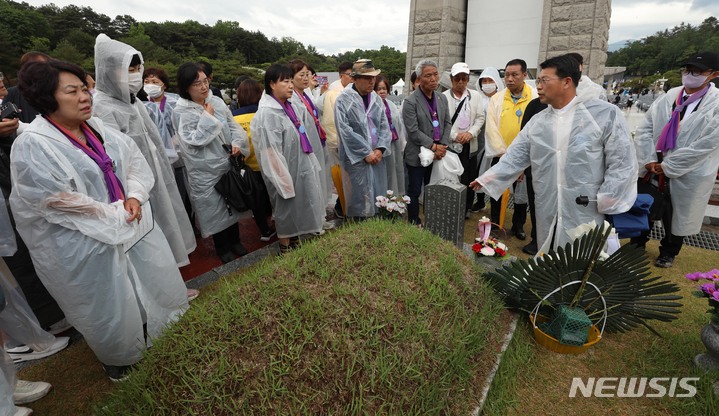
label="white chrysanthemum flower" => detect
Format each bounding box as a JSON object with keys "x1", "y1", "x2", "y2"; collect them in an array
[{"x1": 480, "y1": 247, "x2": 495, "y2": 256}]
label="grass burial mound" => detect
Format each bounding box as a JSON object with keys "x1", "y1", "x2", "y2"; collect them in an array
[{"x1": 96, "y1": 220, "x2": 512, "y2": 415}]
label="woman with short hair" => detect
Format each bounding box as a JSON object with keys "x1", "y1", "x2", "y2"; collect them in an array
[
  {"x1": 374, "y1": 75, "x2": 406, "y2": 195},
  {"x1": 10, "y1": 60, "x2": 188, "y2": 381},
  {"x1": 250, "y1": 64, "x2": 324, "y2": 254},
  {"x1": 173, "y1": 62, "x2": 250, "y2": 263}
]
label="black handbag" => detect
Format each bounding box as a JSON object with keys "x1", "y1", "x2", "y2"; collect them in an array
[
  {"x1": 214, "y1": 155, "x2": 264, "y2": 215},
  {"x1": 636, "y1": 173, "x2": 669, "y2": 222}
]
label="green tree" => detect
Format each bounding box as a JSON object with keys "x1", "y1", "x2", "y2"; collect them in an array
[{"x1": 51, "y1": 39, "x2": 86, "y2": 65}]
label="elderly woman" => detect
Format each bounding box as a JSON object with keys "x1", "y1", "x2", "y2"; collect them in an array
[
  {"x1": 374, "y1": 74, "x2": 406, "y2": 195},
  {"x1": 288, "y1": 59, "x2": 333, "y2": 231},
  {"x1": 93, "y1": 34, "x2": 195, "y2": 267},
  {"x1": 250, "y1": 64, "x2": 325, "y2": 254},
  {"x1": 9, "y1": 60, "x2": 189, "y2": 381},
  {"x1": 173, "y1": 62, "x2": 250, "y2": 263},
  {"x1": 142, "y1": 67, "x2": 179, "y2": 163}
]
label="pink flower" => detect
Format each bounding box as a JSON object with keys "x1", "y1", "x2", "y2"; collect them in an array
[
  {"x1": 709, "y1": 269, "x2": 719, "y2": 281},
  {"x1": 712, "y1": 291, "x2": 719, "y2": 302}
]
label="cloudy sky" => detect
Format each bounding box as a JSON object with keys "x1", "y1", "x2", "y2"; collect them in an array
[{"x1": 22, "y1": 0, "x2": 719, "y2": 54}]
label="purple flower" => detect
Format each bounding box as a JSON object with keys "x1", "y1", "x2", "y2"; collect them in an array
[
  {"x1": 709, "y1": 269, "x2": 719, "y2": 281},
  {"x1": 712, "y1": 291, "x2": 719, "y2": 302},
  {"x1": 700, "y1": 282, "x2": 717, "y2": 296},
  {"x1": 686, "y1": 271, "x2": 707, "y2": 281}
]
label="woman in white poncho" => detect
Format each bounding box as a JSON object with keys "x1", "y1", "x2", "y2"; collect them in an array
[
  {"x1": 93, "y1": 34, "x2": 196, "y2": 267},
  {"x1": 173, "y1": 62, "x2": 251, "y2": 264},
  {"x1": 374, "y1": 75, "x2": 406, "y2": 195},
  {"x1": 9, "y1": 60, "x2": 188, "y2": 381},
  {"x1": 250, "y1": 64, "x2": 324, "y2": 254}
]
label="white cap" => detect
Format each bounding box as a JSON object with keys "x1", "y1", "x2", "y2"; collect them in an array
[{"x1": 450, "y1": 62, "x2": 470, "y2": 76}]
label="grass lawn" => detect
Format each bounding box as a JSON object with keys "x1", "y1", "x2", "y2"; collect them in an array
[{"x1": 17, "y1": 210, "x2": 719, "y2": 415}]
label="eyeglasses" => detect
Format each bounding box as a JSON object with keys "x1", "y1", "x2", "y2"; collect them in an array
[
  {"x1": 536, "y1": 77, "x2": 561, "y2": 85},
  {"x1": 340, "y1": 72, "x2": 352, "y2": 77},
  {"x1": 681, "y1": 68, "x2": 709, "y2": 76},
  {"x1": 297, "y1": 72, "x2": 311, "y2": 79},
  {"x1": 191, "y1": 79, "x2": 210, "y2": 88}
]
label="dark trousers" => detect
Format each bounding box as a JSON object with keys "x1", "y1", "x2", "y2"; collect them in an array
[
  {"x1": 212, "y1": 222, "x2": 241, "y2": 256},
  {"x1": 406, "y1": 164, "x2": 433, "y2": 225},
  {"x1": 525, "y1": 166, "x2": 537, "y2": 242},
  {"x1": 489, "y1": 157, "x2": 527, "y2": 230},
  {"x1": 458, "y1": 145, "x2": 478, "y2": 212},
  {"x1": 630, "y1": 196, "x2": 684, "y2": 257},
  {"x1": 249, "y1": 170, "x2": 272, "y2": 234}
]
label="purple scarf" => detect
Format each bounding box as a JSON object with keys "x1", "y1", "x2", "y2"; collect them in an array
[
  {"x1": 272, "y1": 95, "x2": 313, "y2": 154},
  {"x1": 383, "y1": 99, "x2": 399, "y2": 142},
  {"x1": 299, "y1": 92, "x2": 326, "y2": 146},
  {"x1": 422, "y1": 91, "x2": 441, "y2": 142},
  {"x1": 45, "y1": 117, "x2": 126, "y2": 202},
  {"x1": 656, "y1": 85, "x2": 710, "y2": 154}
]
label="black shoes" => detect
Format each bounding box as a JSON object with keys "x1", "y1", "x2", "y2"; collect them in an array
[
  {"x1": 511, "y1": 227, "x2": 527, "y2": 240},
  {"x1": 218, "y1": 252, "x2": 235, "y2": 264},
  {"x1": 230, "y1": 243, "x2": 248, "y2": 257},
  {"x1": 654, "y1": 255, "x2": 675, "y2": 268},
  {"x1": 103, "y1": 364, "x2": 133, "y2": 382},
  {"x1": 470, "y1": 199, "x2": 486, "y2": 213},
  {"x1": 522, "y1": 241, "x2": 538, "y2": 255}
]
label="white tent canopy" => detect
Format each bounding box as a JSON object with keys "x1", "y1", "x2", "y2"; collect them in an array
[{"x1": 391, "y1": 78, "x2": 405, "y2": 96}]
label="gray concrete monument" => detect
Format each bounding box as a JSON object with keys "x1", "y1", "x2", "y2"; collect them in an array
[
  {"x1": 405, "y1": 0, "x2": 612, "y2": 92},
  {"x1": 425, "y1": 180, "x2": 467, "y2": 248}
]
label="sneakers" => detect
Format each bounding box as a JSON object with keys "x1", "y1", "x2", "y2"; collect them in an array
[
  {"x1": 47, "y1": 318, "x2": 72, "y2": 335},
  {"x1": 654, "y1": 255, "x2": 675, "y2": 268},
  {"x1": 102, "y1": 364, "x2": 133, "y2": 382},
  {"x1": 8, "y1": 337, "x2": 69, "y2": 363},
  {"x1": 322, "y1": 220, "x2": 335, "y2": 230},
  {"x1": 13, "y1": 380, "x2": 51, "y2": 405},
  {"x1": 333, "y1": 205, "x2": 344, "y2": 219},
  {"x1": 14, "y1": 407, "x2": 32, "y2": 416},
  {"x1": 260, "y1": 230, "x2": 276, "y2": 242},
  {"x1": 186, "y1": 288, "x2": 200, "y2": 302},
  {"x1": 313, "y1": 229, "x2": 326, "y2": 236}
]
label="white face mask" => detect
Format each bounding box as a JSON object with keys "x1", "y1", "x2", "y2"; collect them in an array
[
  {"x1": 127, "y1": 73, "x2": 143, "y2": 95},
  {"x1": 143, "y1": 83, "x2": 163, "y2": 99},
  {"x1": 481, "y1": 82, "x2": 497, "y2": 95},
  {"x1": 682, "y1": 72, "x2": 710, "y2": 90}
]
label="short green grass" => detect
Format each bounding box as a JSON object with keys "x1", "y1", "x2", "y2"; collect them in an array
[{"x1": 94, "y1": 219, "x2": 510, "y2": 415}]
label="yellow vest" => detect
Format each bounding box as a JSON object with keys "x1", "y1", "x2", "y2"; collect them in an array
[
  {"x1": 233, "y1": 113, "x2": 260, "y2": 171},
  {"x1": 499, "y1": 83, "x2": 533, "y2": 148}
]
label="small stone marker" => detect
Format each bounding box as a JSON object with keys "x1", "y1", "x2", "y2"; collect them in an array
[{"x1": 425, "y1": 179, "x2": 466, "y2": 248}]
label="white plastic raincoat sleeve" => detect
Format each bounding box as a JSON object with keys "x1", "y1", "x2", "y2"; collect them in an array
[
  {"x1": 595, "y1": 108, "x2": 638, "y2": 214},
  {"x1": 251, "y1": 110, "x2": 296, "y2": 199},
  {"x1": 334, "y1": 97, "x2": 376, "y2": 165},
  {"x1": 216, "y1": 101, "x2": 250, "y2": 157},
  {"x1": 634, "y1": 108, "x2": 659, "y2": 177},
  {"x1": 122, "y1": 132, "x2": 155, "y2": 203},
  {"x1": 476, "y1": 128, "x2": 531, "y2": 198},
  {"x1": 10, "y1": 140, "x2": 136, "y2": 246},
  {"x1": 175, "y1": 106, "x2": 224, "y2": 148},
  {"x1": 657, "y1": 113, "x2": 719, "y2": 180}
]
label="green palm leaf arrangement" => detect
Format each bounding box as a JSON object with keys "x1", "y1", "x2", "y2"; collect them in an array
[{"x1": 484, "y1": 224, "x2": 683, "y2": 335}]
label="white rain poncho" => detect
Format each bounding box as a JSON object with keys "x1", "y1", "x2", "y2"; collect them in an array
[
  {"x1": 172, "y1": 95, "x2": 250, "y2": 237},
  {"x1": 290, "y1": 91, "x2": 331, "y2": 204},
  {"x1": 382, "y1": 98, "x2": 406, "y2": 195},
  {"x1": 0, "y1": 190, "x2": 55, "y2": 353},
  {"x1": 9, "y1": 116, "x2": 189, "y2": 366},
  {"x1": 577, "y1": 75, "x2": 607, "y2": 103},
  {"x1": 476, "y1": 98, "x2": 637, "y2": 254},
  {"x1": 0, "y1": 349, "x2": 16, "y2": 416},
  {"x1": 335, "y1": 86, "x2": 392, "y2": 218},
  {"x1": 634, "y1": 85, "x2": 719, "y2": 236},
  {"x1": 93, "y1": 34, "x2": 196, "y2": 266},
  {"x1": 144, "y1": 92, "x2": 180, "y2": 163},
  {"x1": 250, "y1": 93, "x2": 324, "y2": 238}
]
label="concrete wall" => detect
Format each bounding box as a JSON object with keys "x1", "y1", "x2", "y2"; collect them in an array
[
  {"x1": 538, "y1": 0, "x2": 611, "y2": 83},
  {"x1": 404, "y1": 0, "x2": 468, "y2": 94}
]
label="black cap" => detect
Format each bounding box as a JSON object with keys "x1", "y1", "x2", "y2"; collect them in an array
[{"x1": 682, "y1": 52, "x2": 719, "y2": 71}]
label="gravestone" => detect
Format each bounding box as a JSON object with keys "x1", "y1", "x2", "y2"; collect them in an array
[{"x1": 425, "y1": 179, "x2": 466, "y2": 248}]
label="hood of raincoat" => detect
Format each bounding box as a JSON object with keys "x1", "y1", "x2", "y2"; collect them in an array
[
  {"x1": 477, "y1": 66, "x2": 505, "y2": 93},
  {"x1": 95, "y1": 34, "x2": 143, "y2": 105}
]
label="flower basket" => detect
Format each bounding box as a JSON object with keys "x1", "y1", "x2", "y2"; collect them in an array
[
  {"x1": 472, "y1": 217, "x2": 508, "y2": 258},
  {"x1": 375, "y1": 190, "x2": 409, "y2": 221},
  {"x1": 529, "y1": 281, "x2": 607, "y2": 354}
]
